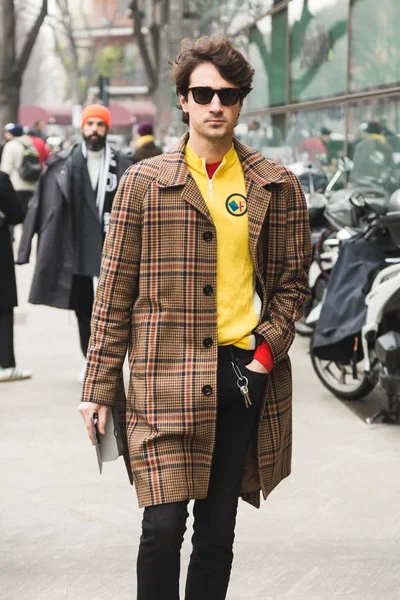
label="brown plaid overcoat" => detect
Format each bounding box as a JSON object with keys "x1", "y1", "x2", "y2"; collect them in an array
[{"x1": 82, "y1": 133, "x2": 312, "y2": 508}]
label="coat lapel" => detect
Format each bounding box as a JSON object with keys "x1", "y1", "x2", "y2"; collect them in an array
[
  {"x1": 81, "y1": 167, "x2": 99, "y2": 222},
  {"x1": 157, "y1": 133, "x2": 211, "y2": 220},
  {"x1": 54, "y1": 164, "x2": 70, "y2": 204},
  {"x1": 157, "y1": 133, "x2": 290, "y2": 232},
  {"x1": 181, "y1": 176, "x2": 212, "y2": 222},
  {"x1": 69, "y1": 145, "x2": 99, "y2": 222},
  {"x1": 234, "y1": 138, "x2": 289, "y2": 269},
  {"x1": 245, "y1": 179, "x2": 272, "y2": 269}
]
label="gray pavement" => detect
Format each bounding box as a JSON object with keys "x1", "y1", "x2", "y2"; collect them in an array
[{"x1": 1, "y1": 248, "x2": 400, "y2": 600}]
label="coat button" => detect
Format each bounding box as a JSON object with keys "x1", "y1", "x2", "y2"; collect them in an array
[
  {"x1": 203, "y1": 285, "x2": 213, "y2": 296},
  {"x1": 203, "y1": 337, "x2": 213, "y2": 348},
  {"x1": 202, "y1": 385, "x2": 213, "y2": 396},
  {"x1": 203, "y1": 231, "x2": 213, "y2": 242}
]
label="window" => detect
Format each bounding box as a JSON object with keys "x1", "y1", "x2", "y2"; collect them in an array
[
  {"x1": 246, "y1": 10, "x2": 287, "y2": 110},
  {"x1": 285, "y1": 105, "x2": 346, "y2": 187},
  {"x1": 350, "y1": 0, "x2": 400, "y2": 91},
  {"x1": 289, "y1": 0, "x2": 348, "y2": 102},
  {"x1": 348, "y1": 97, "x2": 400, "y2": 191},
  {"x1": 235, "y1": 114, "x2": 287, "y2": 163},
  {"x1": 122, "y1": 43, "x2": 137, "y2": 79}
]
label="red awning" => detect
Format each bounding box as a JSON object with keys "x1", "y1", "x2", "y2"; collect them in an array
[
  {"x1": 109, "y1": 101, "x2": 155, "y2": 126},
  {"x1": 19, "y1": 105, "x2": 72, "y2": 126},
  {"x1": 19, "y1": 101, "x2": 156, "y2": 129}
]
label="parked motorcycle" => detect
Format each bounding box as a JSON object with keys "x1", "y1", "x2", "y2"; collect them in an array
[
  {"x1": 298, "y1": 165, "x2": 392, "y2": 336},
  {"x1": 295, "y1": 160, "x2": 352, "y2": 336},
  {"x1": 309, "y1": 190, "x2": 400, "y2": 423}
]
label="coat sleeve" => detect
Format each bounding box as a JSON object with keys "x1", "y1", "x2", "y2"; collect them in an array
[
  {"x1": 81, "y1": 166, "x2": 144, "y2": 405},
  {"x1": 0, "y1": 171, "x2": 25, "y2": 224},
  {"x1": 16, "y1": 181, "x2": 41, "y2": 264},
  {"x1": 255, "y1": 171, "x2": 312, "y2": 365}
]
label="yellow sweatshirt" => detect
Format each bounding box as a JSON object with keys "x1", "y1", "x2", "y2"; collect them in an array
[{"x1": 185, "y1": 142, "x2": 261, "y2": 349}]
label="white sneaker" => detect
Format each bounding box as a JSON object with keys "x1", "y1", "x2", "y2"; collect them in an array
[{"x1": 0, "y1": 367, "x2": 32, "y2": 382}]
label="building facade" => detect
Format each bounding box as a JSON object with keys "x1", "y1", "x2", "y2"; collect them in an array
[{"x1": 156, "y1": 0, "x2": 400, "y2": 188}]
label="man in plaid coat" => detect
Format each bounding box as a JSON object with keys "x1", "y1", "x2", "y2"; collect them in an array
[{"x1": 79, "y1": 35, "x2": 312, "y2": 600}]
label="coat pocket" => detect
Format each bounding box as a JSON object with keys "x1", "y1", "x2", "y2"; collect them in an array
[{"x1": 129, "y1": 314, "x2": 150, "y2": 377}]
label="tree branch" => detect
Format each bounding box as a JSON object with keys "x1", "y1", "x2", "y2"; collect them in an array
[
  {"x1": 16, "y1": 0, "x2": 48, "y2": 78},
  {"x1": 130, "y1": 0, "x2": 157, "y2": 94}
]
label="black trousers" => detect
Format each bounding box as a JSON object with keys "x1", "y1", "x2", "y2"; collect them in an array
[
  {"x1": 136, "y1": 346, "x2": 268, "y2": 600},
  {"x1": 69, "y1": 275, "x2": 94, "y2": 357},
  {"x1": 0, "y1": 308, "x2": 16, "y2": 368}
]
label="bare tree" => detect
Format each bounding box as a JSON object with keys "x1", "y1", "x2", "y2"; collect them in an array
[
  {"x1": 128, "y1": 0, "x2": 267, "y2": 98},
  {"x1": 0, "y1": 0, "x2": 48, "y2": 129},
  {"x1": 129, "y1": 0, "x2": 159, "y2": 95},
  {"x1": 48, "y1": 0, "x2": 120, "y2": 105}
]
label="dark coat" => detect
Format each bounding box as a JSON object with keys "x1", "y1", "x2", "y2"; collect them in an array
[
  {"x1": 82, "y1": 134, "x2": 312, "y2": 509},
  {"x1": 0, "y1": 171, "x2": 25, "y2": 309},
  {"x1": 132, "y1": 140, "x2": 163, "y2": 163},
  {"x1": 17, "y1": 145, "x2": 131, "y2": 309}
]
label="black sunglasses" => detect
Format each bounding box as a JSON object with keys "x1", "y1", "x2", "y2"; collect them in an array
[{"x1": 188, "y1": 87, "x2": 243, "y2": 106}]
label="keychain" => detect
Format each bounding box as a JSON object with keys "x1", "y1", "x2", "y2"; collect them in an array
[{"x1": 231, "y1": 361, "x2": 252, "y2": 408}]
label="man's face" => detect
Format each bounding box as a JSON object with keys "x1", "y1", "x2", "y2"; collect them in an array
[
  {"x1": 4, "y1": 131, "x2": 12, "y2": 141},
  {"x1": 82, "y1": 118, "x2": 108, "y2": 151},
  {"x1": 178, "y1": 62, "x2": 242, "y2": 144}
]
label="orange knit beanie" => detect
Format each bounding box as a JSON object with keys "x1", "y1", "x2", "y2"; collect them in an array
[{"x1": 80, "y1": 104, "x2": 111, "y2": 129}]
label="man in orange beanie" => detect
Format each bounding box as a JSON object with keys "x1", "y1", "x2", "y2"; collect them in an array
[{"x1": 18, "y1": 104, "x2": 131, "y2": 379}]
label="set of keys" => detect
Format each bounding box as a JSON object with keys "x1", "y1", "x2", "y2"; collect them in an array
[{"x1": 231, "y1": 361, "x2": 252, "y2": 408}]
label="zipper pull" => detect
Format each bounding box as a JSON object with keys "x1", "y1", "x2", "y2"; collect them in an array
[{"x1": 209, "y1": 178, "x2": 213, "y2": 201}]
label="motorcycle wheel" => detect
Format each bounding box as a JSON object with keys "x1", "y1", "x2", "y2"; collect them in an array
[{"x1": 310, "y1": 338, "x2": 373, "y2": 400}]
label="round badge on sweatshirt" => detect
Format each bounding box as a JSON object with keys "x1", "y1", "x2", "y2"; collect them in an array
[{"x1": 225, "y1": 194, "x2": 247, "y2": 217}]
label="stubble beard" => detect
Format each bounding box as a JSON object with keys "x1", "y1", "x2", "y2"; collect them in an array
[{"x1": 200, "y1": 119, "x2": 233, "y2": 143}]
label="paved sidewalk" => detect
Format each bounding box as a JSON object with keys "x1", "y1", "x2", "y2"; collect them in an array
[{"x1": 1, "y1": 253, "x2": 400, "y2": 600}]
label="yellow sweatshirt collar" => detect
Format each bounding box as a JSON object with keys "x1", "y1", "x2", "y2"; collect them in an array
[{"x1": 185, "y1": 142, "x2": 237, "y2": 177}]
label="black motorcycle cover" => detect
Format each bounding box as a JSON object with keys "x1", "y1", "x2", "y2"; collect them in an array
[{"x1": 312, "y1": 236, "x2": 385, "y2": 362}]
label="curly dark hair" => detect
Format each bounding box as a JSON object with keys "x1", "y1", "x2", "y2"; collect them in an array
[{"x1": 171, "y1": 35, "x2": 254, "y2": 125}]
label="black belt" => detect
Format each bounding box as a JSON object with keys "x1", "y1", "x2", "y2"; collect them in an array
[{"x1": 218, "y1": 344, "x2": 254, "y2": 363}]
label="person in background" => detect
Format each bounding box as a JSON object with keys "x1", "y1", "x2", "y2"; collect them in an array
[
  {"x1": 350, "y1": 120, "x2": 393, "y2": 188},
  {"x1": 380, "y1": 116, "x2": 400, "y2": 152},
  {"x1": 320, "y1": 126, "x2": 331, "y2": 148},
  {"x1": 17, "y1": 105, "x2": 131, "y2": 380},
  {"x1": 28, "y1": 128, "x2": 50, "y2": 168},
  {"x1": 31, "y1": 119, "x2": 47, "y2": 141},
  {"x1": 78, "y1": 35, "x2": 311, "y2": 600},
  {"x1": 1, "y1": 123, "x2": 38, "y2": 215},
  {"x1": 299, "y1": 127, "x2": 330, "y2": 164},
  {"x1": 0, "y1": 171, "x2": 31, "y2": 382},
  {"x1": 131, "y1": 121, "x2": 163, "y2": 163}
]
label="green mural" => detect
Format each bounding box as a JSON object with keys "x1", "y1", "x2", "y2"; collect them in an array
[
  {"x1": 249, "y1": 10, "x2": 287, "y2": 108},
  {"x1": 247, "y1": 1, "x2": 348, "y2": 109},
  {"x1": 289, "y1": 0, "x2": 348, "y2": 102}
]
